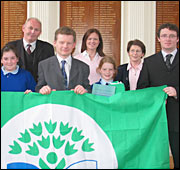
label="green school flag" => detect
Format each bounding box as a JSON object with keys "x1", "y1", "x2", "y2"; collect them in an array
[{"x1": 1, "y1": 85, "x2": 170, "y2": 169}]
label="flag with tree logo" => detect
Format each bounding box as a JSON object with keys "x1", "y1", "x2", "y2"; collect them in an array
[{"x1": 1, "y1": 85, "x2": 170, "y2": 169}]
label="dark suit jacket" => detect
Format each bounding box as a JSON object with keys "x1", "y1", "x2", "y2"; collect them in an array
[
  {"x1": 114, "y1": 64, "x2": 130, "y2": 90},
  {"x1": 137, "y1": 50, "x2": 179, "y2": 132},
  {"x1": 7, "y1": 39, "x2": 54, "y2": 82},
  {"x1": 35, "y1": 56, "x2": 91, "y2": 93}
]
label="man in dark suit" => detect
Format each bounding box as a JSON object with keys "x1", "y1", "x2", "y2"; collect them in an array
[
  {"x1": 7, "y1": 17, "x2": 54, "y2": 82},
  {"x1": 35, "y1": 26, "x2": 91, "y2": 94},
  {"x1": 137, "y1": 23, "x2": 179, "y2": 169}
]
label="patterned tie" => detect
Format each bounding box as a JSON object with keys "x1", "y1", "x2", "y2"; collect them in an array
[
  {"x1": 165, "y1": 54, "x2": 172, "y2": 70},
  {"x1": 61, "y1": 60, "x2": 68, "y2": 89},
  {"x1": 27, "y1": 44, "x2": 31, "y2": 54}
]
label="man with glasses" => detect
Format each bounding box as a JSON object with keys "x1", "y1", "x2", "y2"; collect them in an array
[{"x1": 137, "y1": 23, "x2": 179, "y2": 169}]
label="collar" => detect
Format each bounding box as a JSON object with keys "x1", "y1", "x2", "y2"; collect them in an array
[
  {"x1": 56, "y1": 54, "x2": 72, "y2": 65},
  {"x1": 100, "y1": 78, "x2": 113, "y2": 85},
  {"x1": 23, "y1": 39, "x2": 37, "y2": 51},
  {"x1": 82, "y1": 50, "x2": 99, "y2": 61},
  {"x1": 127, "y1": 60, "x2": 143, "y2": 71},
  {"x1": 161, "y1": 48, "x2": 177, "y2": 61},
  {"x1": 1, "y1": 65, "x2": 19, "y2": 75}
]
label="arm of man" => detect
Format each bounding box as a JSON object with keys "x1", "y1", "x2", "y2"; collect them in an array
[
  {"x1": 70, "y1": 60, "x2": 91, "y2": 94},
  {"x1": 35, "y1": 61, "x2": 48, "y2": 92},
  {"x1": 163, "y1": 86, "x2": 179, "y2": 101},
  {"x1": 82, "y1": 63, "x2": 91, "y2": 93}
]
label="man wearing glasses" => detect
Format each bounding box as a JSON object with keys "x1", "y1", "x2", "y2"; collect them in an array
[{"x1": 137, "y1": 23, "x2": 179, "y2": 169}]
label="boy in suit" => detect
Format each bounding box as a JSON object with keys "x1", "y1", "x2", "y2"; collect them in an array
[
  {"x1": 7, "y1": 17, "x2": 54, "y2": 82},
  {"x1": 35, "y1": 26, "x2": 91, "y2": 94},
  {"x1": 137, "y1": 23, "x2": 179, "y2": 169}
]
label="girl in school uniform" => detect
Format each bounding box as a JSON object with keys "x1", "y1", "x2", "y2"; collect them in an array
[
  {"x1": 1, "y1": 44, "x2": 36, "y2": 93},
  {"x1": 93, "y1": 56, "x2": 117, "y2": 86}
]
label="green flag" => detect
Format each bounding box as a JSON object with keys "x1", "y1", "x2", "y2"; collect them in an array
[{"x1": 1, "y1": 85, "x2": 169, "y2": 169}]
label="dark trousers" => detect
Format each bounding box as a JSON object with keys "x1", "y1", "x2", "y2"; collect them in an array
[{"x1": 169, "y1": 131, "x2": 179, "y2": 168}]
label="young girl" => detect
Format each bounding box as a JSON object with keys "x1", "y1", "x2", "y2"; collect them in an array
[
  {"x1": 1, "y1": 44, "x2": 36, "y2": 93},
  {"x1": 94, "y1": 56, "x2": 117, "y2": 85}
]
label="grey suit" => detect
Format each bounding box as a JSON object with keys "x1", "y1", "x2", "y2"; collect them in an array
[{"x1": 35, "y1": 56, "x2": 91, "y2": 92}]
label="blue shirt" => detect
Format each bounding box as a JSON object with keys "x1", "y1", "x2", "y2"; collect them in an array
[{"x1": 1, "y1": 66, "x2": 36, "y2": 92}]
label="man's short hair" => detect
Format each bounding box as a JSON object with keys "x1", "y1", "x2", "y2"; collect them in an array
[
  {"x1": 157, "y1": 23, "x2": 179, "y2": 38},
  {"x1": 54, "y1": 26, "x2": 76, "y2": 42}
]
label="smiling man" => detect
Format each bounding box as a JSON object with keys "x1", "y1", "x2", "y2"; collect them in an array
[
  {"x1": 7, "y1": 17, "x2": 54, "y2": 82},
  {"x1": 137, "y1": 23, "x2": 179, "y2": 169},
  {"x1": 35, "y1": 26, "x2": 91, "y2": 95}
]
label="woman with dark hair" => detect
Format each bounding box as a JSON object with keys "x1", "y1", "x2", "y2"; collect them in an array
[
  {"x1": 1, "y1": 44, "x2": 36, "y2": 93},
  {"x1": 74, "y1": 28, "x2": 105, "y2": 85},
  {"x1": 114, "y1": 39, "x2": 146, "y2": 90}
]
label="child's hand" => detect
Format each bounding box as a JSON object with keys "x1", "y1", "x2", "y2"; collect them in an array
[
  {"x1": 24, "y1": 89, "x2": 32, "y2": 94},
  {"x1": 72, "y1": 85, "x2": 87, "y2": 94}
]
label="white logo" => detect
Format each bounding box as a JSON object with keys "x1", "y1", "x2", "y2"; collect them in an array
[{"x1": 1, "y1": 104, "x2": 118, "y2": 169}]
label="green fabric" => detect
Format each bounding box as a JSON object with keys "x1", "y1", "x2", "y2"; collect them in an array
[{"x1": 1, "y1": 85, "x2": 170, "y2": 169}]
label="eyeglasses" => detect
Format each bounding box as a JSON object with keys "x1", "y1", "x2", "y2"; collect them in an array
[
  {"x1": 129, "y1": 49, "x2": 142, "y2": 54},
  {"x1": 160, "y1": 34, "x2": 177, "y2": 39}
]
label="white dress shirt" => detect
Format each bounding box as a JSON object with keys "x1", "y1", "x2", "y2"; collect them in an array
[
  {"x1": 23, "y1": 39, "x2": 36, "y2": 53},
  {"x1": 161, "y1": 48, "x2": 177, "y2": 64},
  {"x1": 56, "y1": 54, "x2": 72, "y2": 86},
  {"x1": 74, "y1": 50, "x2": 103, "y2": 85}
]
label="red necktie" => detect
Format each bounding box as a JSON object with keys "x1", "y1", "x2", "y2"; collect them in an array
[{"x1": 27, "y1": 44, "x2": 31, "y2": 54}]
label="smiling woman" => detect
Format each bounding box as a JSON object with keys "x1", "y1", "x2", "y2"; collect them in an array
[
  {"x1": 74, "y1": 28, "x2": 105, "y2": 85},
  {"x1": 114, "y1": 39, "x2": 146, "y2": 91}
]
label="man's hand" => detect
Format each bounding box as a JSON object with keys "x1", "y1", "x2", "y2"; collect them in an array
[
  {"x1": 39, "y1": 85, "x2": 53, "y2": 95},
  {"x1": 72, "y1": 85, "x2": 88, "y2": 94},
  {"x1": 163, "y1": 86, "x2": 177, "y2": 97}
]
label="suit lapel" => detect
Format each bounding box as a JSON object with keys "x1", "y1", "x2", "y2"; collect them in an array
[
  {"x1": 171, "y1": 49, "x2": 179, "y2": 69},
  {"x1": 33, "y1": 40, "x2": 42, "y2": 64},
  {"x1": 52, "y1": 56, "x2": 65, "y2": 87},
  {"x1": 158, "y1": 51, "x2": 170, "y2": 70},
  {"x1": 18, "y1": 39, "x2": 26, "y2": 69},
  {"x1": 69, "y1": 58, "x2": 78, "y2": 87},
  {"x1": 52, "y1": 56, "x2": 63, "y2": 78},
  {"x1": 159, "y1": 50, "x2": 179, "y2": 71}
]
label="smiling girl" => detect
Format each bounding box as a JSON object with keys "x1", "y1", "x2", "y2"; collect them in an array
[
  {"x1": 1, "y1": 45, "x2": 36, "y2": 93},
  {"x1": 94, "y1": 56, "x2": 116, "y2": 85}
]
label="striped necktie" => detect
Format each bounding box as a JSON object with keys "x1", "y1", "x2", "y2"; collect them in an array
[
  {"x1": 61, "y1": 60, "x2": 68, "y2": 89},
  {"x1": 165, "y1": 54, "x2": 172, "y2": 70},
  {"x1": 27, "y1": 44, "x2": 31, "y2": 54}
]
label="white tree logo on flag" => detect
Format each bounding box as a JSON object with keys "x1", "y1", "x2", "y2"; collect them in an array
[
  {"x1": 8, "y1": 120, "x2": 95, "y2": 169},
  {"x1": 1, "y1": 104, "x2": 118, "y2": 169}
]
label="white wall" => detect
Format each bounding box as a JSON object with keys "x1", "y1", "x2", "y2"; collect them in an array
[
  {"x1": 27, "y1": 1, "x2": 59, "y2": 45},
  {"x1": 27, "y1": 1, "x2": 156, "y2": 64},
  {"x1": 121, "y1": 1, "x2": 156, "y2": 64}
]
